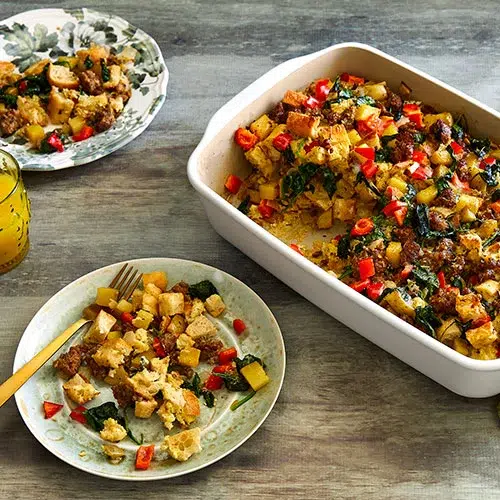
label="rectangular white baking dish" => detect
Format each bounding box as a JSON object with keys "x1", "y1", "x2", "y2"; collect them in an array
[{"x1": 188, "y1": 42, "x2": 500, "y2": 398}]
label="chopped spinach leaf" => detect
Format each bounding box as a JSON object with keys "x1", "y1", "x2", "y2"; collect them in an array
[
  {"x1": 332, "y1": 76, "x2": 341, "y2": 93},
  {"x1": 375, "y1": 145, "x2": 392, "y2": 162},
  {"x1": 283, "y1": 145, "x2": 295, "y2": 164},
  {"x1": 412, "y1": 204, "x2": 431, "y2": 238},
  {"x1": 381, "y1": 134, "x2": 398, "y2": 145},
  {"x1": 322, "y1": 169, "x2": 337, "y2": 198},
  {"x1": 337, "y1": 234, "x2": 350, "y2": 259},
  {"x1": 435, "y1": 172, "x2": 452, "y2": 195},
  {"x1": 451, "y1": 123, "x2": 464, "y2": 141},
  {"x1": 218, "y1": 372, "x2": 250, "y2": 392},
  {"x1": 123, "y1": 410, "x2": 144, "y2": 445},
  {"x1": 469, "y1": 137, "x2": 491, "y2": 159},
  {"x1": 403, "y1": 183, "x2": 417, "y2": 203},
  {"x1": 181, "y1": 373, "x2": 202, "y2": 396},
  {"x1": 415, "y1": 305, "x2": 442, "y2": 337},
  {"x1": 188, "y1": 280, "x2": 219, "y2": 301},
  {"x1": 235, "y1": 354, "x2": 264, "y2": 371},
  {"x1": 413, "y1": 132, "x2": 425, "y2": 144},
  {"x1": 451, "y1": 276, "x2": 465, "y2": 291},
  {"x1": 356, "y1": 95, "x2": 376, "y2": 106},
  {"x1": 237, "y1": 196, "x2": 250, "y2": 215},
  {"x1": 101, "y1": 59, "x2": 110, "y2": 82},
  {"x1": 84, "y1": 402, "x2": 123, "y2": 432},
  {"x1": 202, "y1": 390, "x2": 215, "y2": 408},
  {"x1": 0, "y1": 93, "x2": 17, "y2": 107},
  {"x1": 412, "y1": 265, "x2": 439, "y2": 297},
  {"x1": 281, "y1": 162, "x2": 320, "y2": 202},
  {"x1": 84, "y1": 55, "x2": 94, "y2": 69},
  {"x1": 337, "y1": 88, "x2": 353, "y2": 101},
  {"x1": 480, "y1": 159, "x2": 500, "y2": 187},
  {"x1": 338, "y1": 265, "x2": 353, "y2": 280}
]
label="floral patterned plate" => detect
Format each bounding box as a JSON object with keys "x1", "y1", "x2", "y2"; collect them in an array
[
  {"x1": 0, "y1": 8, "x2": 168, "y2": 170},
  {"x1": 13, "y1": 258, "x2": 285, "y2": 480}
]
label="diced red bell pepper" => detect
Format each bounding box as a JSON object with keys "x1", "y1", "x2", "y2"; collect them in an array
[
  {"x1": 449, "y1": 141, "x2": 463, "y2": 155},
  {"x1": 472, "y1": 316, "x2": 491, "y2": 329},
  {"x1": 479, "y1": 157, "x2": 496, "y2": 170},
  {"x1": 272, "y1": 133, "x2": 293, "y2": 152},
  {"x1": 350, "y1": 279, "x2": 371, "y2": 293},
  {"x1": 224, "y1": 174, "x2": 243, "y2": 194},
  {"x1": 235, "y1": 128, "x2": 258, "y2": 151},
  {"x1": 367, "y1": 281, "x2": 384, "y2": 301},
  {"x1": 403, "y1": 103, "x2": 420, "y2": 114},
  {"x1": 152, "y1": 337, "x2": 167, "y2": 358},
  {"x1": 360, "y1": 159, "x2": 378, "y2": 179},
  {"x1": 304, "y1": 96, "x2": 321, "y2": 109},
  {"x1": 412, "y1": 150, "x2": 427, "y2": 164},
  {"x1": 340, "y1": 73, "x2": 365, "y2": 86},
  {"x1": 70, "y1": 409, "x2": 87, "y2": 424},
  {"x1": 233, "y1": 318, "x2": 247, "y2": 334},
  {"x1": 358, "y1": 257, "x2": 375, "y2": 281},
  {"x1": 351, "y1": 218, "x2": 374, "y2": 237},
  {"x1": 18, "y1": 80, "x2": 28, "y2": 93},
  {"x1": 382, "y1": 200, "x2": 407, "y2": 217},
  {"x1": 121, "y1": 312, "x2": 134, "y2": 324},
  {"x1": 43, "y1": 401, "x2": 63, "y2": 419},
  {"x1": 213, "y1": 363, "x2": 234, "y2": 374},
  {"x1": 47, "y1": 132, "x2": 64, "y2": 152},
  {"x1": 437, "y1": 271, "x2": 446, "y2": 289},
  {"x1": 72, "y1": 125, "x2": 94, "y2": 142},
  {"x1": 219, "y1": 346, "x2": 238, "y2": 364},
  {"x1": 356, "y1": 117, "x2": 379, "y2": 137},
  {"x1": 491, "y1": 201, "x2": 500, "y2": 214},
  {"x1": 411, "y1": 165, "x2": 432, "y2": 180},
  {"x1": 407, "y1": 112, "x2": 424, "y2": 129},
  {"x1": 315, "y1": 79, "x2": 331, "y2": 101},
  {"x1": 354, "y1": 146, "x2": 375, "y2": 161},
  {"x1": 135, "y1": 445, "x2": 155, "y2": 470},
  {"x1": 304, "y1": 140, "x2": 320, "y2": 154},
  {"x1": 205, "y1": 374, "x2": 224, "y2": 391},
  {"x1": 290, "y1": 243, "x2": 304, "y2": 255},
  {"x1": 258, "y1": 199, "x2": 275, "y2": 219},
  {"x1": 393, "y1": 207, "x2": 408, "y2": 226},
  {"x1": 451, "y1": 172, "x2": 470, "y2": 192},
  {"x1": 469, "y1": 274, "x2": 479, "y2": 286},
  {"x1": 400, "y1": 264, "x2": 413, "y2": 280}
]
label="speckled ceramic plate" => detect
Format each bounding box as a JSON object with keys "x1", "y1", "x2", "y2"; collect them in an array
[
  {"x1": 13, "y1": 258, "x2": 285, "y2": 480},
  {"x1": 0, "y1": 8, "x2": 168, "y2": 170}
]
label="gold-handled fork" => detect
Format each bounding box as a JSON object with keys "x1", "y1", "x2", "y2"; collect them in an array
[{"x1": 0, "y1": 263, "x2": 142, "y2": 408}]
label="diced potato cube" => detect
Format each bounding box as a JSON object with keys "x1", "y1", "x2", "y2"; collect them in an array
[
  {"x1": 477, "y1": 220, "x2": 498, "y2": 239},
  {"x1": 354, "y1": 104, "x2": 380, "y2": 122},
  {"x1": 455, "y1": 194, "x2": 482, "y2": 214},
  {"x1": 259, "y1": 182, "x2": 278, "y2": 200},
  {"x1": 132, "y1": 309, "x2": 154, "y2": 329},
  {"x1": 430, "y1": 147, "x2": 452, "y2": 166},
  {"x1": 317, "y1": 208, "x2": 333, "y2": 229},
  {"x1": 25, "y1": 124, "x2": 45, "y2": 146},
  {"x1": 143, "y1": 271, "x2": 168, "y2": 291},
  {"x1": 386, "y1": 241, "x2": 402, "y2": 268},
  {"x1": 363, "y1": 82, "x2": 387, "y2": 101},
  {"x1": 176, "y1": 333, "x2": 195, "y2": 350},
  {"x1": 68, "y1": 116, "x2": 86, "y2": 135},
  {"x1": 384, "y1": 290, "x2": 415, "y2": 318},
  {"x1": 436, "y1": 318, "x2": 461, "y2": 345},
  {"x1": 178, "y1": 347, "x2": 201, "y2": 368},
  {"x1": 387, "y1": 177, "x2": 407, "y2": 193},
  {"x1": 423, "y1": 112, "x2": 453, "y2": 129},
  {"x1": 416, "y1": 185, "x2": 438, "y2": 205},
  {"x1": 116, "y1": 299, "x2": 133, "y2": 314},
  {"x1": 453, "y1": 338, "x2": 470, "y2": 356},
  {"x1": 347, "y1": 129, "x2": 362, "y2": 146},
  {"x1": 249, "y1": 114, "x2": 275, "y2": 140},
  {"x1": 131, "y1": 289, "x2": 144, "y2": 312},
  {"x1": 460, "y1": 208, "x2": 476, "y2": 223},
  {"x1": 382, "y1": 122, "x2": 398, "y2": 137},
  {"x1": 95, "y1": 287, "x2": 119, "y2": 307},
  {"x1": 167, "y1": 314, "x2": 187, "y2": 335},
  {"x1": 240, "y1": 361, "x2": 270, "y2": 391},
  {"x1": 107, "y1": 331, "x2": 122, "y2": 340}
]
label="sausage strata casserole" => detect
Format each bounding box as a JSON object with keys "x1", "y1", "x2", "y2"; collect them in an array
[
  {"x1": 225, "y1": 72, "x2": 500, "y2": 360},
  {"x1": 43, "y1": 271, "x2": 269, "y2": 470},
  {"x1": 0, "y1": 43, "x2": 136, "y2": 152}
]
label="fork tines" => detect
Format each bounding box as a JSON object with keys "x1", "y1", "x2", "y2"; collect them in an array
[{"x1": 109, "y1": 263, "x2": 142, "y2": 301}]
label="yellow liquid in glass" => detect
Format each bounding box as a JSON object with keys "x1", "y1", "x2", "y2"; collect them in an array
[{"x1": 0, "y1": 171, "x2": 30, "y2": 272}]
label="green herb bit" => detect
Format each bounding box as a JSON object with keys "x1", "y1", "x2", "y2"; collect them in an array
[
  {"x1": 237, "y1": 196, "x2": 251, "y2": 215},
  {"x1": 412, "y1": 265, "x2": 439, "y2": 297},
  {"x1": 435, "y1": 172, "x2": 452, "y2": 195},
  {"x1": 188, "y1": 280, "x2": 219, "y2": 301},
  {"x1": 230, "y1": 391, "x2": 256, "y2": 411},
  {"x1": 415, "y1": 305, "x2": 442, "y2": 337},
  {"x1": 483, "y1": 230, "x2": 500, "y2": 248},
  {"x1": 337, "y1": 234, "x2": 350, "y2": 259},
  {"x1": 338, "y1": 265, "x2": 353, "y2": 280},
  {"x1": 84, "y1": 56, "x2": 94, "y2": 69},
  {"x1": 202, "y1": 390, "x2": 215, "y2": 408},
  {"x1": 356, "y1": 96, "x2": 376, "y2": 106},
  {"x1": 101, "y1": 59, "x2": 110, "y2": 82},
  {"x1": 413, "y1": 132, "x2": 426, "y2": 144}
]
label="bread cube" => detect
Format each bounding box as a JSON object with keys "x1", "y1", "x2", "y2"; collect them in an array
[
  {"x1": 185, "y1": 315, "x2": 217, "y2": 339},
  {"x1": 99, "y1": 418, "x2": 127, "y2": 442},
  {"x1": 123, "y1": 328, "x2": 150, "y2": 354},
  {"x1": 74, "y1": 94, "x2": 108, "y2": 121},
  {"x1": 178, "y1": 347, "x2": 201, "y2": 368},
  {"x1": 103, "y1": 365, "x2": 128, "y2": 386},
  {"x1": 167, "y1": 314, "x2": 187, "y2": 335},
  {"x1": 135, "y1": 399, "x2": 158, "y2": 419},
  {"x1": 185, "y1": 298, "x2": 205, "y2": 323},
  {"x1": 475, "y1": 280, "x2": 500, "y2": 302},
  {"x1": 63, "y1": 373, "x2": 99, "y2": 404},
  {"x1": 282, "y1": 89, "x2": 307, "y2": 107},
  {"x1": 143, "y1": 271, "x2": 168, "y2": 291},
  {"x1": 144, "y1": 283, "x2": 162, "y2": 299},
  {"x1": 245, "y1": 145, "x2": 275, "y2": 179},
  {"x1": 17, "y1": 96, "x2": 49, "y2": 126},
  {"x1": 180, "y1": 389, "x2": 200, "y2": 425},
  {"x1": 466, "y1": 321, "x2": 497, "y2": 349},
  {"x1": 150, "y1": 356, "x2": 170, "y2": 375},
  {"x1": 455, "y1": 293, "x2": 487, "y2": 322},
  {"x1": 205, "y1": 294, "x2": 226, "y2": 317},
  {"x1": 286, "y1": 111, "x2": 320, "y2": 138},
  {"x1": 157, "y1": 401, "x2": 176, "y2": 430},
  {"x1": 142, "y1": 292, "x2": 158, "y2": 315},
  {"x1": 176, "y1": 333, "x2": 195, "y2": 350},
  {"x1": 47, "y1": 63, "x2": 79, "y2": 89},
  {"x1": 84, "y1": 309, "x2": 117, "y2": 343},
  {"x1": 127, "y1": 369, "x2": 162, "y2": 399},
  {"x1": 159, "y1": 292, "x2": 185, "y2": 316},
  {"x1": 92, "y1": 338, "x2": 132, "y2": 369},
  {"x1": 102, "y1": 65, "x2": 121, "y2": 89},
  {"x1": 161, "y1": 428, "x2": 202, "y2": 462},
  {"x1": 132, "y1": 309, "x2": 154, "y2": 329},
  {"x1": 47, "y1": 88, "x2": 75, "y2": 124},
  {"x1": 249, "y1": 114, "x2": 275, "y2": 140},
  {"x1": 317, "y1": 208, "x2": 333, "y2": 229},
  {"x1": 333, "y1": 198, "x2": 356, "y2": 222}
]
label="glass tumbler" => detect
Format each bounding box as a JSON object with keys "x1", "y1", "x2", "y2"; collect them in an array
[{"x1": 0, "y1": 150, "x2": 30, "y2": 273}]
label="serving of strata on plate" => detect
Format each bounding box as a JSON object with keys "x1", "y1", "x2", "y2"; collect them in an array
[
  {"x1": 43, "y1": 270, "x2": 270, "y2": 470},
  {"x1": 225, "y1": 72, "x2": 500, "y2": 361}
]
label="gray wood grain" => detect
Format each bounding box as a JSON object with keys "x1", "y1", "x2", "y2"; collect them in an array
[{"x1": 1, "y1": 0, "x2": 500, "y2": 498}]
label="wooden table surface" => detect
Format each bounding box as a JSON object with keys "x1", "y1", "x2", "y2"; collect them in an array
[{"x1": 1, "y1": 1, "x2": 500, "y2": 498}]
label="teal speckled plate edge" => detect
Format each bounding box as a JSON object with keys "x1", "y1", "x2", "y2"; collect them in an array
[
  {"x1": 13, "y1": 258, "x2": 286, "y2": 480},
  {"x1": 0, "y1": 8, "x2": 168, "y2": 171}
]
